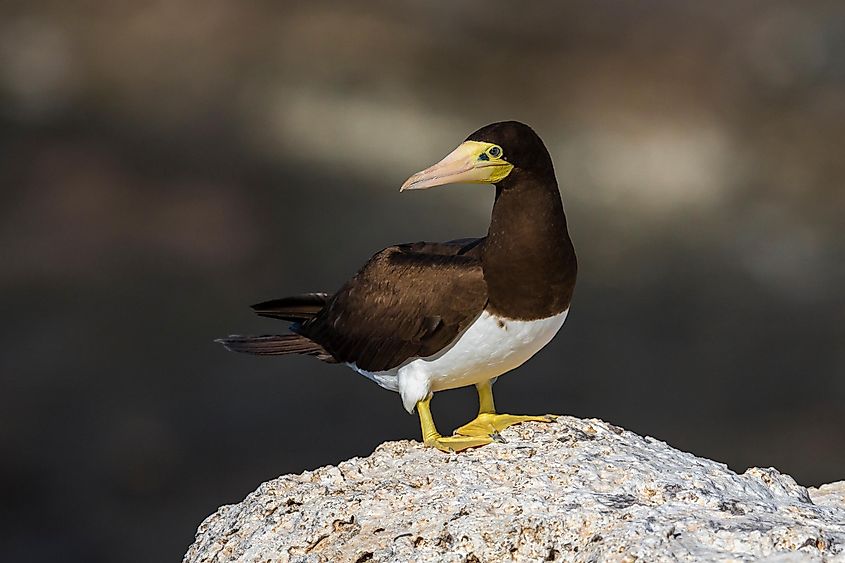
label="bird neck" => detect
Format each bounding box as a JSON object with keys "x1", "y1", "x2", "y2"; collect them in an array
[{"x1": 482, "y1": 170, "x2": 577, "y2": 320}]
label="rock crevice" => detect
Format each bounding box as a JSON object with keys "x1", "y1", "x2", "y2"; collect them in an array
[{"x1": 184, "y1": 417, "x2": 845, "y2": 562}]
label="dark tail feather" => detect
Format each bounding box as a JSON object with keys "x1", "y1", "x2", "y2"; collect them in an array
[
  {"x1": 215, "y1": 334, "x2": 336, "y2": 362},
  {"x1": 251, "y1": 293, "x2": 330, "y2": 322}
]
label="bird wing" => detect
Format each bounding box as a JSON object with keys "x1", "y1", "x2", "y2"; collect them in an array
[
  {"x1": 393, "y1": 237, "x2": 484, "y2": 258},
  {"x1": 250, "y1": 293, "x2": 331, "y2": 322},
  {"x1": 297, "y1": 241, "x2": 488, "y2": 372}
]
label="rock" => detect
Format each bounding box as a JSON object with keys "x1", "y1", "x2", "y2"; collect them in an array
[{"x1": 183, "y1": 417, "x2": 845, "y2": 562}]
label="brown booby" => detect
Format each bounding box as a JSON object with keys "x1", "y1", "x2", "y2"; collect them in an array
[{"x1": 218, "y1": 121, "x2": 577, "y2": 452}]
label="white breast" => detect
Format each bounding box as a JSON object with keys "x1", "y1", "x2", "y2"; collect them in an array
[{"x1": 350, "y1": 308, "x2": 569, "y2": 412}]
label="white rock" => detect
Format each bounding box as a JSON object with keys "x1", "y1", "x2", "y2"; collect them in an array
[{"x1": 183, "y1": 417, "x2": 845, "y2": 562}]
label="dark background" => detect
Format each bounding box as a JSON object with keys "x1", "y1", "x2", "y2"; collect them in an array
[{"x1": 1, "y1": 2, "x2": 844, "y2": 562}]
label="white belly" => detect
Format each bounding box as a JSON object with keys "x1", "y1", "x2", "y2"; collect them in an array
[{"x1": 350, "y1": 308, "x2": 568, "y2": 412}]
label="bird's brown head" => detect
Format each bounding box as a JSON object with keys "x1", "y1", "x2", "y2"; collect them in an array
[{"x1": 400, "y1": 120, "x2": 553, "y2": 192}]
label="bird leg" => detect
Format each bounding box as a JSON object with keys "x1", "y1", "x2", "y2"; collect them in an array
[
  {"x1": 416, "y1": 394, "x2": 493, "y2": 452},
  {"x1": 453, "y1": 379, "x2": 556, "y2": 438}
]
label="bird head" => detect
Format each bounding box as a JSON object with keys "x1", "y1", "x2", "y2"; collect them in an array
[{"x1": 400, "y1": 121, "x2": 552, "y2": 192}]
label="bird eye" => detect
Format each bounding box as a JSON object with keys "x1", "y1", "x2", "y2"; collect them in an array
[{"x1": 488, "y1": 146, "x2": 502, "y2": 158}]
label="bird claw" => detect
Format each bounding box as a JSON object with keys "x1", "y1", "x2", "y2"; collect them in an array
[
  {"x1": 453, "y1": 412, "x2": 557, "y2": 438},
  {"x1": 424, "y1": 433, "x2": 493, "y2": 453}
]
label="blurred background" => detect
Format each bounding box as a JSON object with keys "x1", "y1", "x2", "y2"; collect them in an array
[{"x1": 1, "y1": 1, "x2": 844, "y2": 561}]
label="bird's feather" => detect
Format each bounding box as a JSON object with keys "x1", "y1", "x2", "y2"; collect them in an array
[
  {"x1": 251, "y1": 293, "x2": 330, "y2": 322},
  {"x1": 215, "y1": 334, "x2": 335, "y2": 361},
  {"x1": 296, "y1": 240, "x2": 488, "y2": 372}
]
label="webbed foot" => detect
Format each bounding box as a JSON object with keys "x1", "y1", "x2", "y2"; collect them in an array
[
  {"x1": 424, "y1": 432, "x2": 493, "y2": 452},
  {"x1": 454, "y1": 413, "x2": 557, "y2": 437}
]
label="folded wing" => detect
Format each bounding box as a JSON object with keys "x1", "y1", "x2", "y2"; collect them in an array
[{"x1": 296, "y1": 241, "x2": 488, "y2": 372}]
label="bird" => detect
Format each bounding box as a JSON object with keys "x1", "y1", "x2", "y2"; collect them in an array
[{"x1": 217, "y1": 120, "x2": 577, "y2": 452}]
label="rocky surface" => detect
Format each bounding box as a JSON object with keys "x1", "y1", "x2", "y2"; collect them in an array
[{"x1": 184, "y1": 417, "x2": 845, "y2": 562}]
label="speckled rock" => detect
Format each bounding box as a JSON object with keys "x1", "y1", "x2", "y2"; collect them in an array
[{"x1": 184, "y1": 417, "x2": 845, "y2": 562}]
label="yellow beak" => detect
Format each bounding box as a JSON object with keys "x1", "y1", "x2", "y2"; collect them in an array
[{"x1": 400, "y1": 141, "x2": 514, "y2": 191}]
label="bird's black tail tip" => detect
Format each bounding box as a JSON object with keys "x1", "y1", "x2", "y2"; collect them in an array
[{"x1": 215, "y1": 334, "x2": 335, "y2": 361}]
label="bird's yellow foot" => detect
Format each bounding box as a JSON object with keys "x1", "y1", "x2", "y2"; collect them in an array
[
  {"x1": 416, "y1": 395, "x2": 493, "y2": 452},
  {"x1": 424, "y1": 432, "x2": 493, "y2": 452},
  {"x1": 454, "y1": 413, "x2": 557, "y2": 438}
]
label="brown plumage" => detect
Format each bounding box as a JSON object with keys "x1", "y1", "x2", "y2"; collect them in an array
[
  {"x1": 218, "y1": 334, "x2": 333, "y2": 361},
  {"x1": 251, "y1": 293, "x2": 330, "y2": 322},
  {"x1": 296, "y1": 241, "x2": 488, "y2": 372},
  {"x1": 217, "y1": 120, "x2": 576, "y2": 379}
]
